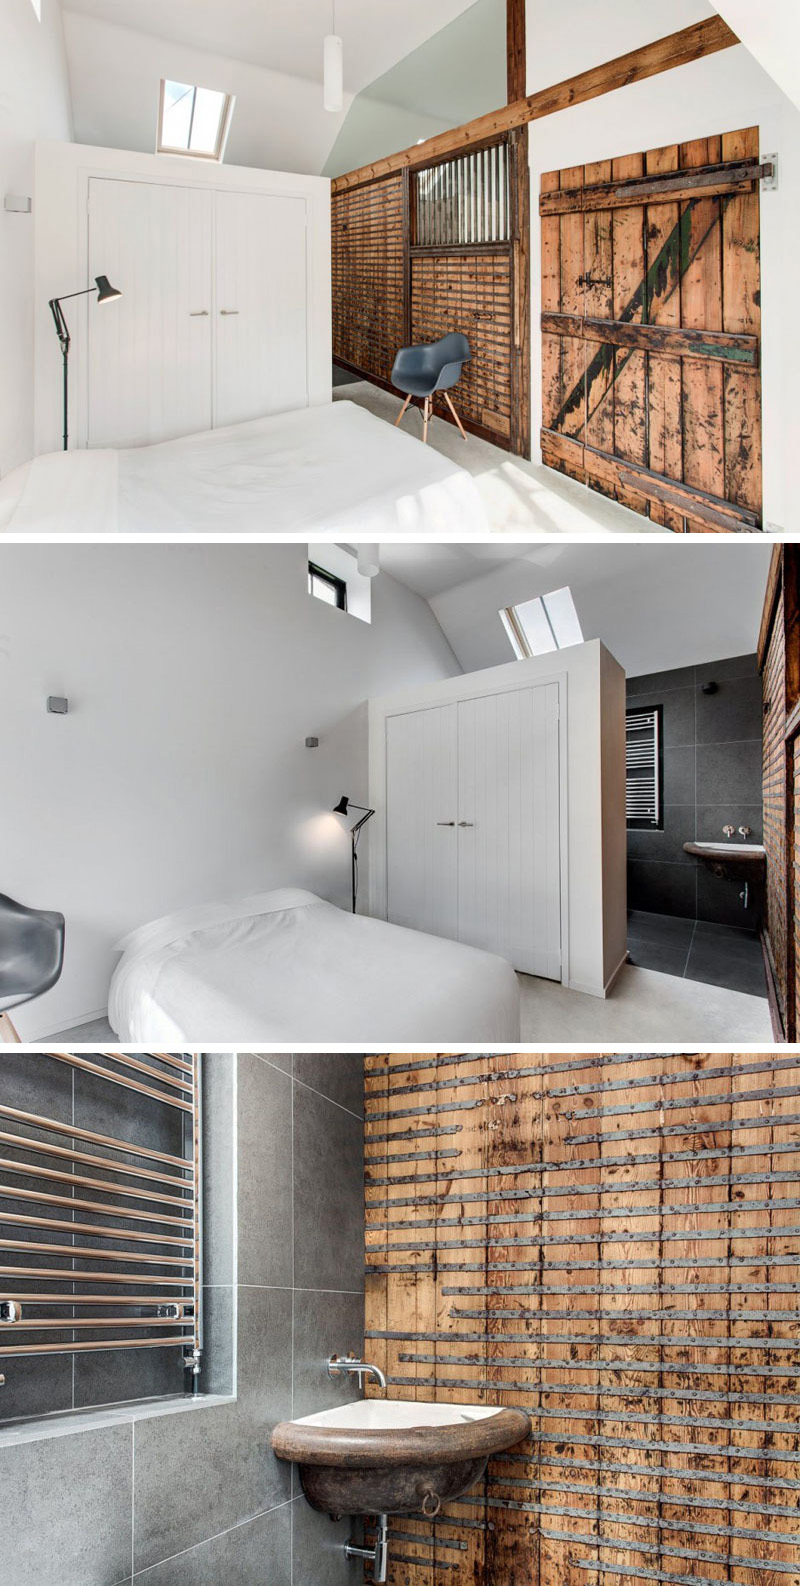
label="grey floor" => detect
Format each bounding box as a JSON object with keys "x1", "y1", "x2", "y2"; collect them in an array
[
  {"x1": 628, "y1": 908, "x2": 767, "y2": 998},
  {"x1": 333, "y1": 378, "x2": 664, "y2": 536}
]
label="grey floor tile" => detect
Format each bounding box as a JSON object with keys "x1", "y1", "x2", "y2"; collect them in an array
[
  {"x1": 292, "y1": 1290, "x2": 365, "y2": 1420},
  {"x1": 293, "y1": 1054, "x2": 365, "y2": 1117},
  {"x1": 0, "y1": 1422, "x2": 132, "y2": 1586},
  {"x1": 685, "y1": 935, "x2": 767, "y2": 998},
  {"x1": 237, "y1": 1053, "x2": 293, "y2": 1288},
  {"x1": 291, "y1": 1498, "x2": 361, "y2": 1586},
  {"x1": 293, "y1": 1086, "x2": 364, "y2": 1295},
  {"x1": 133, "y1": 1503, "x2": 291, "y2": 1586},
  {"x1": 46, "y1": 1016, "x2": 115, "y2": 1041},
  {"x1": 627, "y1": 908, "x2": 696, "y2": 944},
  {"x1": 626, "y1": 940, "x2": 691, "y2": 979}
]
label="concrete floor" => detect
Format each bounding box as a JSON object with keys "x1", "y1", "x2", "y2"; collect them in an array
[
  {"x1": 333, "y1": 378, "x2": 666, "y2": 536},
  {"x1": 47, "y1": 960, "x2": 772, "y2": 1044},
  {"x1": 519, "y1": 961, "x2": 772, "y2": 1041}
]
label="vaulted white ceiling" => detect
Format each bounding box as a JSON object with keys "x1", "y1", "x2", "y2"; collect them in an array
[{"x1": 62, "y1": 0, "x2": 479, "y2": 96}]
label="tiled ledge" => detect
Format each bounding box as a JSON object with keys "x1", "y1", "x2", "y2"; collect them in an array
[{"x1": 0, "y1": 1391, "x2": 234, "y2": 1449}]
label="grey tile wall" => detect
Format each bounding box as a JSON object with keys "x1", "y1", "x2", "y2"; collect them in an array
[
  {"x1": 627, "y1": 653, "x2": 763, "y2": 927},
  {"x1": 0, "y1": 1052, "x2": 365, "y2": 1586}
]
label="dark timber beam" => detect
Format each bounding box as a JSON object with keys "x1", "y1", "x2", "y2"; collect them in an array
[
  {"x1": 331, "y1": 16, "x2": 739, "y2": 193},
  {"x1": 507, "y1": 0, "x2": 527, "y2": 104}
]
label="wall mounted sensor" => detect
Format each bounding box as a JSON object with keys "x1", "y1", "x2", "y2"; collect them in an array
[
  {"x1": 305, "y1": 736, "x2": 319, "y2": 748},
  {"x1": 47, "y1": 696, "x2": 69, "y2": 714}
]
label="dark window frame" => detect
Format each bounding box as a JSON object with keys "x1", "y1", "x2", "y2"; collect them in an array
[
  {"x1": 308, "y1": 561, "x2": 347, "y2": 612},
  {"x1": 626, "y1": 704, "x2": 664, "y2": 831}
]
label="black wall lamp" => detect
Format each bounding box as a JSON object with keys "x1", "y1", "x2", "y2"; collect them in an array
[
  {"x1": 333, "y1": 795, "x2": 375, "y2": 914},
  {"x1": 48, "y1": 274, "x2": 122, "y2": 451}
]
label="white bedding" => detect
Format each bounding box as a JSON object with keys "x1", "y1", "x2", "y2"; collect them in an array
[
  {"x1": 0, "y1": 401, "x2": 488, "y2": 535},
  {"x1": 108, "y1": 889, "x2": 521, "y2": 1043}
]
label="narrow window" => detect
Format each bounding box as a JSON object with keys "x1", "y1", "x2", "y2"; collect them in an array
[
  {"x1": 500, "y1": 587, "x2": 583, "y2": 659},
  {"x1": 626, "y1": 707, "x2": 663, "y2": 829},
  {"x1": 414, "y1": 141, "x2": 510, "y2": 248},
  {"x1": 157, "y1": 80, "x2": 234, "y2": 161},
  {"x1": 308, "y1": 562, "x2": 347, "y2": 611}
]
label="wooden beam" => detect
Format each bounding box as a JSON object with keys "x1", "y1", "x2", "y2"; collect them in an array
[
  {"x1": 539, "y1": 157, "x2": 769, "y2": 214},
  {"x1": 507, "y1": 0, "x2": 526, "y2": 104},
  {"x1": 541, "y1": 311, "x2": 760, "y2": 367},
  {"x1": 331, "y1": 16, "x2": 739, "y2": 193}
]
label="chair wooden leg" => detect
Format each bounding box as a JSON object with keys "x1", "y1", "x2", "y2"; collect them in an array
[
  {"x1": 444, "y1": 391, "x2": 468, "y2": 441},
  {"x1": 0, "y1": 1013, "x2": 21, "y2": 1044},
  {"x1": 423, "y1": 396, "x2": 430, "y2": 444},
  {"x1": 395, "y1": 394, "x2": 412, "y2": 429}
]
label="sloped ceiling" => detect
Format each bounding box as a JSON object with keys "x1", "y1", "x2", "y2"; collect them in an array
[
  {"x1": 62, "y1": 0, "x2": 480, "y2": 97},
  {"x1": 381, "y1": 543, "x2": 773, "y2": 680}
]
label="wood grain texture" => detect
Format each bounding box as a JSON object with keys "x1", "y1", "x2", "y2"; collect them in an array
[
  {"x1": 364, "y1": 1052, "x2": 800, "y2": 1586},
  {"x1": 760, "y1": 547, "x2": 800, "y2": 1043},
  {"x1": 540, "y1": 128, "x2": 763, "y2": 532},
  {"x1": 331, "y1": 18, "x2": 738, "y2": 194}
]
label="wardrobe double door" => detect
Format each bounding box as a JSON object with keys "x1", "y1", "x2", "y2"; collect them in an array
[
  {"x1": 385, "y1": 682, "x2": 562, "y2": 978},
  {"x1": 86, "y1": 178, "x2": 309, "y2": 448}
]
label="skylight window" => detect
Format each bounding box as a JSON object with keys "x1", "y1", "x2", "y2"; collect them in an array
[
  {"x1": 500, "y1": 587, "x2": 584, "y2": 659},
  {"x1": 157, "y1": 80, "x2": 234, "y2": 161}
]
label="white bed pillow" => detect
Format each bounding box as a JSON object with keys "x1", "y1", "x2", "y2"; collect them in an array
[{"x1": 114, "y1": 888, "x2": 321, "y2": 957}]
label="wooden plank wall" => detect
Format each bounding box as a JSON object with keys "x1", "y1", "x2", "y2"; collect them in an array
[
  {"x1": 331, "y1": 174, "x2": 406, "y2": 385},
  {"x1": 759, "y1": 546, "x2": 800, "y2": 1041},
  {"x1": 364, "y1": 1052, "x2": 800, "y2": 1586},
  {"x1": 540, "y1": 128, "x2": 763, "y2": 532}
]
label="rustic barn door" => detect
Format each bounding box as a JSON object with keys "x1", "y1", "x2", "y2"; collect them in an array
[
  {"x1": 332, "y1": 133, "x2": 530, "y2": 455},
  {"x1": 540, "y1": 126, "x2": 766, "y2": 531}
]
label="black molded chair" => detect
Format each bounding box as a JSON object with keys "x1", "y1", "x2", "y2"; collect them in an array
[
  {"x1": 391, "y1": 332, "x2": 471, "y2": 444},
  {"x1": 0, "y1": 893, "x2": 65, "y2": 1042}
]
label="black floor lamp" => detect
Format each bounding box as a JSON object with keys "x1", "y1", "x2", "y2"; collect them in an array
[
  {"x1": 48, "y1": 274, "x2": 122, "y2": 450},
  {"x1": 333, "y1": 795, "x2": 375, "y2": 914}
]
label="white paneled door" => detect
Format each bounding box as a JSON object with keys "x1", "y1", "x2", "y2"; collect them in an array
[
  {"x1": 87, "y1": 178, "x2": 214, "y2": 448},
  {"x1": 385, "y1": 682, "x2": 562, "y2": 978},
  {"x1": 214, "y1": 191, "x2": 309, "y2": 428},
  {"x1": 457, "y1": 684, "x2": 561, "y2": 977},
  {"x1": 386, "y1": 704, "x2": 459, "y2": 942},
  {"x1": 87, "y1": 181, "x2": 309, "y2": 447}
]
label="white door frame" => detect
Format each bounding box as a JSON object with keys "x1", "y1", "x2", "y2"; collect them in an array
[{"x1": 369, "y1": 667, "x2": 570, "y2": 989}]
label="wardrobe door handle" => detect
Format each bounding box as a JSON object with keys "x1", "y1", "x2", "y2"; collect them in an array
[
  {"x1": 220, "y1": 309, "x2": 239, "y2": 315},
  {"x1": 437, "y1": 821, "x2": 455, "y2": 827},
  {"x1": 458, "y1": 821, "x2": 474, "y2": 827},
  {"x1": 189, "y1": 310, "x2": 209, "y2": 316}
]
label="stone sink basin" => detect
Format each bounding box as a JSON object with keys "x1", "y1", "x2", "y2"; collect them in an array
[
  {"x1": 683, "y1": 841, "x2": 766, "y2": 881},
  {"x1": 271, "y1": 1399, "x2": 531, "y2": 1517}
]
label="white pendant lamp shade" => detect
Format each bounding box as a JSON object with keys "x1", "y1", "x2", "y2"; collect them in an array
[
  {"x1": 357, "y1": 543, "x2": 380, "y2": 579},
  {"x1": 323, "y1": 31, "x2": 343, "y2": 112}
]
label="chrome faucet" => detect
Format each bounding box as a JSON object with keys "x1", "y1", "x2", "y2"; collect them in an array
[
  {"x1": 723, "y1": 825, "x2": 735, "y2": 838},
  {"x1": 327, "y1": 1353, "x2": 387, "y2": 1391},
  {"x1": 738, "y1": 826, "x2": 752, "y2": 839}
]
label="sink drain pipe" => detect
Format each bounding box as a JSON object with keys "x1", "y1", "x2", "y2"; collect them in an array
[{"x1": 344, "y1": 1513, "x2": 389, "y2": 1583}]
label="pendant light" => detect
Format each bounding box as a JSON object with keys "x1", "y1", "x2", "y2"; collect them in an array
[
  {"x1": 324, "y1": 0, "x2": 343, "y2": 113},
  {"x1": 357, "y1": 543, "x2": 380, "y2": 578}
]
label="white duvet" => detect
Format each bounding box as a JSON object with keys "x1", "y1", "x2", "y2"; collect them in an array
[
  {"x1": 0, "y1": 401, "x2": 488, "y2": 535},
  {"x1": 108, "y1": 889, "x2": 520, "y2": 1044}
]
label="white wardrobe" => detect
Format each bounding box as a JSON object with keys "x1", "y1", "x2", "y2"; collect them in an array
[
  {"x1": 384, "y1": 682, "x2": 562, "y2": 978},
  {"x1": 369, "y1": 645, "x2": 628, "y2": 999},
  {"x1": 34, "y1": 144, "x2": 331, "y2": 456}
]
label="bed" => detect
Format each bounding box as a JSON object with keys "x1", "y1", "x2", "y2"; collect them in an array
[
  {"x1": 0, "y1": 401, "x2": 488, "y2": 535},
  {"x1": 108, "y1": 888, "x2": 521, "y2": 1043}
]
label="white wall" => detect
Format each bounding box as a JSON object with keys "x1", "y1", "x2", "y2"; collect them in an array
[
  {"x1": 368, "y1": 640, "x2": 627, "y2": 999},
  {"x1": 526, "y1": 0, "x2": 800, "y2": 532},
  {"x1": 33, "y1": 140, "x2": 332, "y2": 456},
  {"x1": 428, "y1": 541, "x2": 773, "y2": 677},
  {"x1": 62, "y1": 10, "x2": 350, "y2": 177},
  {"x1": 0, "y1": 0, "x2": 73, "y2": 476},
  {"x1": 714, "y1": 0, "x2": 800, "y2": 114},
  {"x1": 0, "y1": 544, "x2": 460, "y2": 1038}
]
